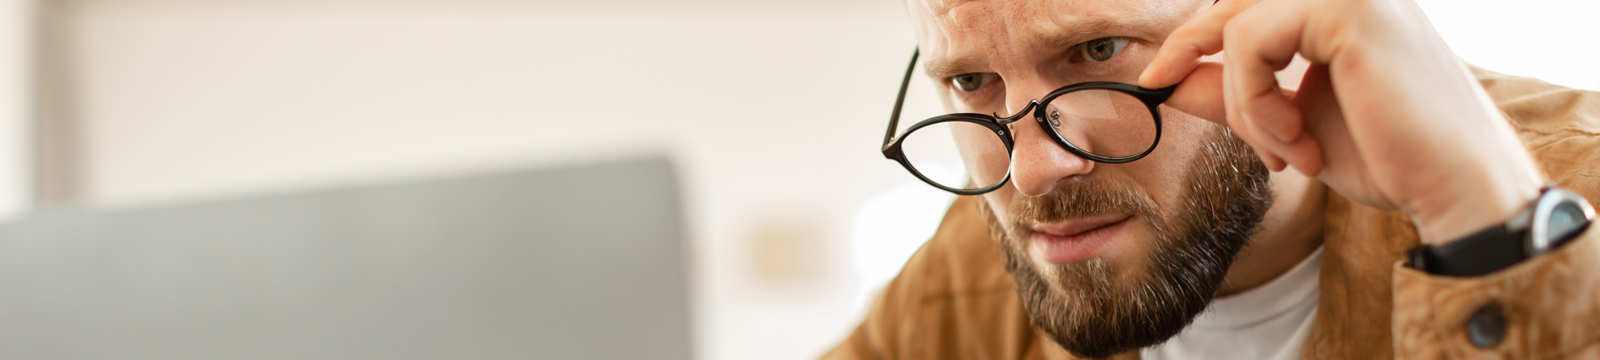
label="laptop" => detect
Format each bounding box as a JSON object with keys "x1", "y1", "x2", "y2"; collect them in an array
[{"x1": 0, "y1": 158, "x2": 693, "y2": 360}]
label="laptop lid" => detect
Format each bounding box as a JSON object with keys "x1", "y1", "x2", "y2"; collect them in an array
[{"x1": 0, "y1": 158, "x2": 693, "y2": 360}]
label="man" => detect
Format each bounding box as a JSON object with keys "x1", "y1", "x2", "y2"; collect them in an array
[{"x1": 826, "y1": 0, "x2": 1600, "y2": 358}]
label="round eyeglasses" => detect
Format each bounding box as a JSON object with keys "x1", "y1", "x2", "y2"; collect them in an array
[{"x1": 880, "y1": 49, "x2": 1176, "y2": 195}]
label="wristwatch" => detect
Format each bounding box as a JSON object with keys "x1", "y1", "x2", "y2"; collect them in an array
[{"x1": 1408, "y1": 187, "x2": 1596, "y2": 277}]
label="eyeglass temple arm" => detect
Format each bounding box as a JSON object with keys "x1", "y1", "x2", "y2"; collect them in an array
[{"x1": 883, "y1": 48, "x2": 920, "y2": 149}]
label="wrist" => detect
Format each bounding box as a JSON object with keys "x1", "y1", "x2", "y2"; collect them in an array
[
  {"x1": 1408, "y1": 187, "x2": 1595, "y2": 276},
  {"x1": 1413, "y1": 168, "x2": 1542, "y2": 245}
]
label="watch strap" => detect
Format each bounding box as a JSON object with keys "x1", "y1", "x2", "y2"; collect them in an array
[
  {"x1": 1408, "y1": 222, "x2": 1528, "y2": 277},
  {"x1": 1408, "y1": 187, "x2": 1595, "y2": 277}
]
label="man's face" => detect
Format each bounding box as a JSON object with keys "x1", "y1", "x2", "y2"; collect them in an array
[{"x1": 907, "y1": 0, "x2": 1275, "y2": 357}]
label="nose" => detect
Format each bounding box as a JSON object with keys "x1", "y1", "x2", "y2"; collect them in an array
[{"x1": 1003, "y1": 83, "x2": 1094, "y2": 197}]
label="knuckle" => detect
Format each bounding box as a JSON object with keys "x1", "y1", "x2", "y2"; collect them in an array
[
  {"x1": 1220, "y1": 16, "x2": 1253, "y2": 45},
  {"x1": 1166, "y1": 25, "x2": 1200, "y2": 48},
  {"x1": 1220, "y1": 16, "x2": 1241, "y2": 38}
]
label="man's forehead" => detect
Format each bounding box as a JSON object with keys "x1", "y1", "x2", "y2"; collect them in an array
[
  {"x1": 910, "y1": 0, "x2": 1071, "y2": 40},
  {"x1": 912, "y1": 0, "x2": 1111, "y2": 73},
  {"x1": 916, "y1": 0, "x2": 1055, "y2": 20},
  {"x1": 908, "y1": 0, "x2": 1192, "y2": 77}
]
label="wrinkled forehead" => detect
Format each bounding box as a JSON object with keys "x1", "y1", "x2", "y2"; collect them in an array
[
  {"x1": 908, "y1": 0, "x2": 1078, "y2": 45},
  {"x1": 907, "y1": 0, "x2": 1196, "y2": 76}
]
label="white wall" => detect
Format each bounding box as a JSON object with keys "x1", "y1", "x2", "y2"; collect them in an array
[
  {"x1": 1417, "y1": 0, "x2": 1600, "y2": 91},
  {"x1": 36, "y1": 0, "x2": 1600, "y2": 359},
  {"x1": 0, "y1": 0, "x2": 30, "y2": 220}
]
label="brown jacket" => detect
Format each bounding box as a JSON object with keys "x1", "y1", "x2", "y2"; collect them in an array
[{"x1": 825, "y1": 68, "x2": 1600, "y2": 360}]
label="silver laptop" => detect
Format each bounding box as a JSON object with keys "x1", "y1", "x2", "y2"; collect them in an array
[{"x1": 0, "y1": 158, "x2": 693, "y2": 360}]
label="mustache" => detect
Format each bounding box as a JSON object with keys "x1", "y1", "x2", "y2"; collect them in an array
[{"x1": 1010, "y1": 178, "x2": 1162, "y2": 230}]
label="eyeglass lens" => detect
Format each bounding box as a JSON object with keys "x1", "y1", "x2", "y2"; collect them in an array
[
  {"x1": 898, "y1": 88, "x2": 1156, "y2": 191},
  {"x1": 1042, "y1": 89, "x2": 1157, "y2": 158},
  {"x1": 898, "y1": 120, "x2": 1011, "y2": 191}
]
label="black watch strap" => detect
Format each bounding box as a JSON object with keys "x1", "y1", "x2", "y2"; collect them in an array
[
  {"x1": 1408, "y1": 187, "x2": 1594, "y2": 277},
  {"x1": 1407, "y1": 223, "x2": 1527, "y2": 277}
]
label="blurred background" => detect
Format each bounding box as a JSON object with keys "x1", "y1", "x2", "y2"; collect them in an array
[{"x1": 0, "y1": 0, "x2": 1591, "y2": 359}]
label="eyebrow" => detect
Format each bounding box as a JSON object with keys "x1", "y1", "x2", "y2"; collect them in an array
[
  {"x1": 925, "y1": 57, "x2": 984, "y2": 79},
  {"x1": 923, "y1": 16, "x2": 1121, "y2": 79}
]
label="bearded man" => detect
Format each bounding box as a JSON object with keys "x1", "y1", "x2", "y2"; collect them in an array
[{"x1": 825, "y1": 0, "x2": 1600, "y2": 358}]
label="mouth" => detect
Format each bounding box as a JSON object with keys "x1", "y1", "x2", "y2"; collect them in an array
[{"x1": 1028, "y1": 214, "x2": 1132, "y2": 264}]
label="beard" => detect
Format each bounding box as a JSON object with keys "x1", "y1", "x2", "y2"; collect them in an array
[{"x1": 981, "y1": 127, "x2": 1273, "y2": 359}]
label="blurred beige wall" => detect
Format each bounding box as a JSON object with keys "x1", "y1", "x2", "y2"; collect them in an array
[
  {"x1": 37, "y1": 0, "x2": 938, "y2": 359},
  {"x1": 0, "y1": 0, "x2": 29, "y2": 220},
  {"x1": 11, "y1": 0, "x2": 1597, "y2": 359}
]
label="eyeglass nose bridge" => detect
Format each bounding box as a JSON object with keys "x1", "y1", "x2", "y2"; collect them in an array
[{"x1": 993, "y1": 100, "x2": 1039, "y2": 125}]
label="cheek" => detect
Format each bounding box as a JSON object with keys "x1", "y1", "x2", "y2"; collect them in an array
[
  {"x1": 1135, "y1": 108, "x2": 1223, "y2": 213},
  {"x1": 952, "y1": 124, "x2": 1012, "y2": 188},
  {"x1": 1094, "y1": 217, "x2": 1164, "y2": 281},
  {"x1": 982, "y1": 190, "x2": 1013, "y2": 229}
]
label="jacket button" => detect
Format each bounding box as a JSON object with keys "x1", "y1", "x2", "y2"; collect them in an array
[{"x1": 1467, "y1": 304, "x2": 1506, "y2": 348}]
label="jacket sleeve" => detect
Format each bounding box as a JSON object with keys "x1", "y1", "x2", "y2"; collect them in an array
[
  {"x1": 1392, "y1": 228, "x2": 1600, "y2": 359},
  {"x1": 819, "y1": 216, "x2": 952, "y2": 360},
  {"x1": 820, "y1": 194, "x2": 1047, "y2": 360},
  {"x1": 1389, "y1": 69, "x2": 1600, "y2": 359},
  {"x1": 821, "y1": 275, "x2": 904, "y2": 360}
]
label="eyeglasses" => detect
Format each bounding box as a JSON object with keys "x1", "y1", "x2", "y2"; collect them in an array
[{"x1": 880, "y1": 48, "x2": 1176, "y2": 195}]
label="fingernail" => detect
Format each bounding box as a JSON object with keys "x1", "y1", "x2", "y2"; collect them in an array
[{"x1": 1253, "y1": 148, "x2": 1284, "y2": 171}]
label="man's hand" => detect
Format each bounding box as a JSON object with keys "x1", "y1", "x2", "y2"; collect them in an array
[{"x1": 1138, "y1": 0, "x2": 1545, "y2": 243}]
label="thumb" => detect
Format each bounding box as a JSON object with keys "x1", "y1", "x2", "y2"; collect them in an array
[
  {"x1": 1163, "y1": 62, "x2": 1226, "y2": 123},
  {"x1": 1162, "y1": 62, "x2": 1299, "y2": 125}
]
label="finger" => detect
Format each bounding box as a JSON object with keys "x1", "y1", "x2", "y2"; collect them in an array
[
  {"x1": 1225, "y1": 1, "x2": 1302, "y2": 143},
  {"x1": 1293, "y1": 64, "x2": 1346, "y2": 178},
  {"x1": 1223, "y1": 0, "x2": 1324, "y2": 175},
  {"x1": 1277, "y1": 82, "x2": 1322, "y2": 176},
  {"x1": 1168, "y1": 61, "x2": 1305, "y2": 173},
  {"x1": 1163, "y1": 61, "x2": 1225, "y2": 123},
  {"x1": 1278, "y1": 129, "x2": 1324, "y2": 176},
  {"x1": 1138, "y1": 0, "x2": 1256, "y2": 88},
  {"x1": 1220, "y1": 54, "x2": 1288, "y2": 171}
]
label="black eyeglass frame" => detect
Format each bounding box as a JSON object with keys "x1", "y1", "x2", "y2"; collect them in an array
[{"x1": 880, "y1": 48, "x2": 1177, "y2": 195}]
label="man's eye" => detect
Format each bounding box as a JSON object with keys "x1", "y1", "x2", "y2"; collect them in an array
[
  {"x1": 1080, "y1": 37, "x2": 1129, "y2": 63},
  {"x1": 950, "y1": 73, "x2": 997, "y2": 92}
]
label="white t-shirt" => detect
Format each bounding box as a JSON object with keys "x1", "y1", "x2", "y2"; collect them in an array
[{"x1": 1140, "y1": 246, "x2": 1324, "y2": 360}]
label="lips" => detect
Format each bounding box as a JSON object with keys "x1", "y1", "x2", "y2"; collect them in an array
[{"x1": 1028, "y1": 215, "x2": 1131, "y2": 264}]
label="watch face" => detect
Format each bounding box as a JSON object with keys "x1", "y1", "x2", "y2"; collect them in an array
[
  {"x1": 1530, "y1": 189, "x2": 1595, "y2": 255},
  {"x1": 1550, "y1": 202, "x2": 1589, "y2": 240}
]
